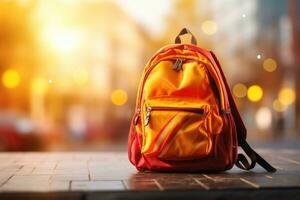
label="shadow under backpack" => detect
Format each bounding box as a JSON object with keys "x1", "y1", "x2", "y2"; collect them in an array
[{"x1": 128, "y1": 28, "x2": 276, "y2": 173}]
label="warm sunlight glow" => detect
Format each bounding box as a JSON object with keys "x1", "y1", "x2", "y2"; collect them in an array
[
  {"x1": 73, "y1": 68, "x2": 89, "y2": 86},
  {"x1": 43, "y1": 28, "x2": 83, "y2": 54}
]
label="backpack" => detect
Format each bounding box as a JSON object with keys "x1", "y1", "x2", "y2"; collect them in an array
[{"x1": 128, "y1": 28, "x2": 276, "y2": 172}]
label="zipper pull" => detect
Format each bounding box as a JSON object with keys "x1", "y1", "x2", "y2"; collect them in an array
[
  {"x1": 134, "y1": 108, "x2": 141, "y2": 125},
  {"x1": 144, "y1": 107, "x2": 152, "y2": 126},
  {"x1": 173, "y1": 59, "x2": 183, "y2": 71}
]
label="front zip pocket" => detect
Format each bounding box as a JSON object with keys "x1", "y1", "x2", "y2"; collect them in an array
[
  {"x1": 141, "y1": 100, "x2": 219, "y2": 161},
  {"x1": 144, "y1": 106, "x2": 205, "y2": 126}
]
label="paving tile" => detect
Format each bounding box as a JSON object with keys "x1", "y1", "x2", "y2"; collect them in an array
[
  {"x1": 192, "y1": 172, "x2": 263, "y2": 179},
  {"x1": 0, "y1": 179, "x2": 50, "y2": 192},
  {"x1": 0, "y1": 173, "x2": 12, "y2": 185},
  {"x1": 0, "y1": 150, "x2": 298, "y2": 193},
  {"x1": 0, "y1": 165, "x2": 22, "y2": 173},
  {"x1": 194, "y1": 177, "x2": 254, "y2": 189},
  {"x1": 14, "y1": 166, "x2": 35, "y2": 175},
  {"x1": 8, "y1": 175, "x2": 51, "y2": 183},
  {"x1": 35, "y1": 162, "x2": 57, "y2": 170},
  {"x1": 0, "y1": 184, "x2": 50, "y2": 192},
  {"x1": 71, "y1": 181, "x2": 125, "y2": 191},
  {"x1": 56, "y1": 162, "x2": 87, "y2": 170},
  {"x1": 242, "y1": 174, "x2": 300, "y2": 188},
  {"x1": 51, "y1": 174, "x2": 89, "y2": 181},
  {"x1": 54, "y1": 169, "x2": 89, "y2": 175},
  {"x1": 90, "y1": 171, "x2": 133, "y2": 181},
  {"x1": 32, "y1": 169, "x2": 55, "y2": 175},
  {"x1": 156, "y1": 178, "x2": 205, "y2": 190},
  {"x1": 89, "y1": 165, "x2": 136, "y2": 181},
  {"x1": 49, "y1": 181, "x2": 70, "y2": 191},
  {"x1": 123, "y1": 180, "x2": 160, "y2": 191}
]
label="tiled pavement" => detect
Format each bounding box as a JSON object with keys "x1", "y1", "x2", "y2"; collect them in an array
[{"x1": 0, "y1": 149, "x2": 299, "y2": 200}]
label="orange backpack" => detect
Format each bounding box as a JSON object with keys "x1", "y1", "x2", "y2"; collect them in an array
[{"x1": 128, "y1": 28, "x2": 276, "y2": 172}]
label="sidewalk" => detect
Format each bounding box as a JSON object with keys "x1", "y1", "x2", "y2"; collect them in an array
[{"x1": 0, "y1": 149, "x2": 299, "y2": 200}]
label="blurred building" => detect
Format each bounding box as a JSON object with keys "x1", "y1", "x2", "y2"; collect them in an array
[
  {"x1": 0, "y1": 0, "x2": 299, "y2": 151},
  {"x1": 0, "y1": 0, "x2": 148, "y2": 150},
  {"x1": 209, "y1": 0, "x2": 300, "y2": 139}
]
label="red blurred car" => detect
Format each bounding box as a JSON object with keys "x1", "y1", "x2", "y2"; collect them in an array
[{"x1": 0, "y1": 111, "x2": 42, "y2": 151}]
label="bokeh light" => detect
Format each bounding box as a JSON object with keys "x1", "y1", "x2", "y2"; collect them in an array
[
  {"x1": 263, "y1": 58, "x2": 277, "y2": 72},
  {"x1": 257, "y1": 54, "x2": 262, "y2": 59},
  {"x1": 111, "y1": 89, "x2": 128, "y2": 106},
  {"x1": 255, "y1": 107, "x2": 272, "y2": 130},
  {"x1": 278, "y1": 87, "x2": 296, "y2": 106},
  {"x1": 273, "y1": 99, "x2": 286, "y2": 112},
  {"x1": 233, "y1": 83, "x2": 247, "y2": 98},
  {"x1": 32, "y1": 77, "x2": 49, "y2": 95},
  {"x1": 247, "y1": 85, "x2": 263, "y2": 102},
  {"x1": 201, "y1": 20, "x2": 218, "y2": 35},
  {"x1": 0, "y1": 0, "x2": 299, "y2": 151},
  {"x1": 2, "y1": 69, "x2": 21, "y2": 89}
]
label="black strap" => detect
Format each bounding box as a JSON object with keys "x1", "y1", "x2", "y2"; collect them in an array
[
  {"x1": 175, "y1": 28, "x2": 197, "y2": 45},
  {"x1": 236, "y1": 138, "x2": 276, "y2": 173}
]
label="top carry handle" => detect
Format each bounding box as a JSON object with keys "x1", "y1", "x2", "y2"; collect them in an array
[{"x1": 175, "y1": 28, "x2": 197, "y2": 45}]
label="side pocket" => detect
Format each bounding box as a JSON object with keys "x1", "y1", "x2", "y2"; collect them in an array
[
  {"x1": 222, "y1": 113, "x2": 238, "y2": 170},
  {"x1": 128, "y1": 119, "x2": 142, "y2": 166},
  {"x1": 229, "y1": 113, "x2": 238, "y2": 166}
]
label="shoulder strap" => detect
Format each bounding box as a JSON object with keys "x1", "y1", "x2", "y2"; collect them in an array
[
  {"x1": 236, "y1": 139, "x2": 276, "y2": 172},
  {"x1": 209, "y1": 51, "x2": 276, "y2": 173}
]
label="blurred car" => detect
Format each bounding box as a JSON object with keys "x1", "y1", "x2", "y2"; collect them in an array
[{"x1": 0, "y1": 111, "x2": 42, "y2": 151}]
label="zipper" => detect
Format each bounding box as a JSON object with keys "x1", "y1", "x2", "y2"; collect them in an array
[
  {"x1": 135, "y1": 56, "x2": 222, "y2": 125},
  {"x1": 173, "y1": 58, "x2": 183, "y2": 71},
  {"x1": 144, "y1": 106, "x2": 205, "y2": 126}
]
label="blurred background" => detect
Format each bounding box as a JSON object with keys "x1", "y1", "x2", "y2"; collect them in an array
[{"x1": 0, "y1": 0, "x2": 299, "y2": 151}]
